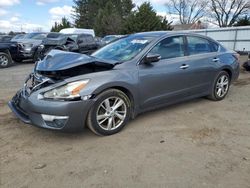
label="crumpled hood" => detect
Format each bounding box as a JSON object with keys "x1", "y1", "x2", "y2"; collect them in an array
[
  {"x1": 35, "y1": 50, "x2": 119, "y2": 79},
  {"x1": 16, "y1": 39, "x2": 43, "y2": 46},
  {"x1": 42, "y1": 36, "x2": 70, "y2": 46},
  {"x1": 36, "y1": 50, "x2": 118, "y2": 71}
]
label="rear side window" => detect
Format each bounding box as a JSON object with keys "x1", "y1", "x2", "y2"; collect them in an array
[
  {"x1": 187, "y1": 36, "x2": 218, "y2": 55},
  {"x1": 150, "y1": 36, "x2": 185, "y2": 59}
]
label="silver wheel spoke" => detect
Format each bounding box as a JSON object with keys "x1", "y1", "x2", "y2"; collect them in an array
[
  {"x1": 104, "y1": 99, "x2": 111, "y2": 111},
  {"x1": 107, "y1": 117, "x2": 113, "y2": 130},
  {"x1": 220, "y1": 76, "x2": 225, "y2": 84},
  {"x1": 115, "y1": 112, "x2": 125, "y2": 120},
  {"x1": 100, "y1": 104, "x2": 106, "y2": 110},
  {"x1": 222, "y1": 87, "x2": 226, "y2": 93},
  {"x1": 222, "y1": 80, "x2": 228, "y2": 86},
  {"x1": 99, "y1": 117, "x2": 109, "y2": 125},
  {"x1": 112, "y1": 99, "x2": 124, "y2": 110},
  {"x1": 97, "y1": 114, "x2": 108, "y2": 121},
  {"x1": 217, "y1": 88, "x2": 222, "y2": 96}
]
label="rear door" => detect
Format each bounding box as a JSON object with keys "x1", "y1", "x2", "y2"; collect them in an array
[{"x1": 184, "y1": 36, "x2": 220, "y2": 93}]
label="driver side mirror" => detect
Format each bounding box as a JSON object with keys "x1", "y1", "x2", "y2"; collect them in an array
[{"x1": 143, "y1": 53, "x2": 161, "y2": 64}]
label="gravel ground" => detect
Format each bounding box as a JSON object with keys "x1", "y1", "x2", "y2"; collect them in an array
[{"x1": 0, "y1": 58, "x2": 250, "y2": 188}]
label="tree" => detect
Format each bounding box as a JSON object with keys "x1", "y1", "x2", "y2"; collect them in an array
[
  {"x1": 160, "y1": 16, "x2": 174, "y2": 30},
  {"x1": 234, "y1": 15, "x2": 250, "y2": 26},
  {"x1": 124, "y1": 2, "x2": 173, "y2": 33},
  {"x1": 94, "y1": 1, "x2": 123, "y2": 36},
  {"x1": 51, "y1": 17, "x2": 71, "y2": 32},
  {"x1": 8, "y1": 31, "x2": 15, "y2": 35},
  {"x1": 209, "y1": 0, "x2": 250, "y2": 27},
  {"x1": 166, "y1": 0, "x2": 206, "y2": 24},
  {"x1": 72, "y1": 0, "x2": 134, "y2": 29},
  {"x1": 72, "y1": 0, "x2": 96, "y2": 28}
]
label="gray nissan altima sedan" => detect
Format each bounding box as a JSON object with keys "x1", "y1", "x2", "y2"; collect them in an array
[{"x1": 8, "y1": 31, "x2": 240, "y2": 135}]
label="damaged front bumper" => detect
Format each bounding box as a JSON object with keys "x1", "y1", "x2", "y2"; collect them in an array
[{"x1": 8, "y1": 76, "x2": 94, "y2": 132}]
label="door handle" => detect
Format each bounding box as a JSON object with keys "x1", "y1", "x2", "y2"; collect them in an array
[
  {"x1": 180, "y1": 64, "x2": 189, "y2": 69},
  {"x1": 213, "y1": 58, "x2": 220, "y2": 62}
]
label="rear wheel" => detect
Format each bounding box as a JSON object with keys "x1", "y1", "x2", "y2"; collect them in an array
[
  {"x1": 208, "y1": 71, "x2": 230, "y2": 101},
  {"x1": 87, "y1": 89, "x2": 131, "y2": 136},
  {"x1": 0, "y1": 52, "x2": 11, "y2": 68}
]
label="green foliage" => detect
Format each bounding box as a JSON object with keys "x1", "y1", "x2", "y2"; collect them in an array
[
  {"x1": 73, "y1": 0, "x2": 134, "y2": 29},
  {"x1": 234, "y1": 16, "x2": 250, "y2": 26},
  {"x1": 160, "y1": 16, "x2": 174, "y2": 31},
  {"x1": 124, "y1": 2, "x2": 173, "y2": 33},
  {"x1": 51, "y1": 17, "x2": 72, "y2": 32},
  {"x1": 72, "y1": 0, "x2": 173, "y2": 36},
  {"x1": 94, "y1": 1, "x2": 123, "y2": 36}
]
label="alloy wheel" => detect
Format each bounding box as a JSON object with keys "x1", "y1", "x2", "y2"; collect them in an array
[
  {"x1": 96, "y1": 97, "x2": 127, "y2": 131},
  {"x1": 216, "y1": 75, "x2": 229, "y2": 98}
]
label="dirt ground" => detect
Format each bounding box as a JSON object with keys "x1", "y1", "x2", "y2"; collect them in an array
[{"x1": 0, "y1": 57, "x2": 250, "y2": 188}]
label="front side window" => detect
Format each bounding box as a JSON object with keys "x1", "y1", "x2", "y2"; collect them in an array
[
  {"x1": 149, "y1": 36, "x2": 185, "y2": 59},
  {"x1": 187, "y1": 36, "x2": 218, "y2": 55}
]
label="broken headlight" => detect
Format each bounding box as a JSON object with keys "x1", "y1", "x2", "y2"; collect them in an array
[{"x1": 42, "y1": 80, "x2": 89, "y2": 100}]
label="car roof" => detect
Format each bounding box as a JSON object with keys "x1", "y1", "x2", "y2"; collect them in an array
[
  {"x1": 131, "y1": 31, "x2": 172, "y2": 37},
  {"x1": 128, "y1": 31, "x2": 217, "y2": 43}
]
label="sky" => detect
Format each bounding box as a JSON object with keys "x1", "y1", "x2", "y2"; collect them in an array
[{"x1": 0, "y1": 0, "x2": 172, "y2": 33}]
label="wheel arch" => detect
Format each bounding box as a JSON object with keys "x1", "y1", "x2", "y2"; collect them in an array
[
  {"x1": 221, "y1": 68, "x2": 232, "y2": 81},
  {"x1": 0, "y1": 49, "x2": 10, "y2": 55}
]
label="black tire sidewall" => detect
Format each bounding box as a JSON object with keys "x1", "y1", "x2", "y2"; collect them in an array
[
  {"x1": 0, "y1": 52, "x2": 11, "y2": 68},
  {"x1": 88, "y1": 89, "x2": 131, "y2": 136},
  {"x1": 213, "y1": 71, "x2": 230, "y2": 100}
]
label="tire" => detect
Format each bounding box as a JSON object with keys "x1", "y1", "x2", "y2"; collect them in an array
[
  {"x1": 208, "y1": 71, "x2": 230, "y2": 101},
  {"x1": 0, "y1": 52, "x2": 12, "y2": 68},
  {"x1": 87, "y1": 89, "x2": 131, "y2": 136}
]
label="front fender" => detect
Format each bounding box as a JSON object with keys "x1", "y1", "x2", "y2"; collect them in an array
[{"x1": 77, "y1": 69, "x2": 140, "y2": 108}]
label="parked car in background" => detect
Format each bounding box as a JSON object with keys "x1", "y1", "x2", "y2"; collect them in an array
[
  {"x1": 11, "y1": 34, "x2": 26, "y2": 41},
  {"x1": 0, "y1": 35, "x2": 13, "y2": 42},
  {"x1": 36, "y1": 33, "x2": 100, "y2": 61},
  {"x1": 60, "y1": 28, "x2": 95, "y2": 37},
  {"x1": 0, "y1": 40, "x2": 20, "y2": 68},
  {"x1": 14, "y1": 32, "x2": 48, "y2": 62},
  {"x1": 101, "y1": 35, "x2": 124, "y2": 45},
  {"x1": 9, "y1": 31, "x2": 239, "y2": 135},
  {"x1": 0, "y1": 32, "x2": 48, "y2": 68}
]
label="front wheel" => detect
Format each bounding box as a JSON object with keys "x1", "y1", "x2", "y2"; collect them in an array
[
  {"x1": 87, "y1": 89, "x2": 131, "y2": 136},
  {"x1": 0, "y1": 52, "x2": 12, "y2": 68},
  {"x1": 208, "y1": 71, "x2": 230, "y2": 101}
]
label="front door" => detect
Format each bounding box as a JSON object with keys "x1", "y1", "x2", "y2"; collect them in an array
[{"x1": 139, "y1": 35, "x2": 193, "y2": 109}]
